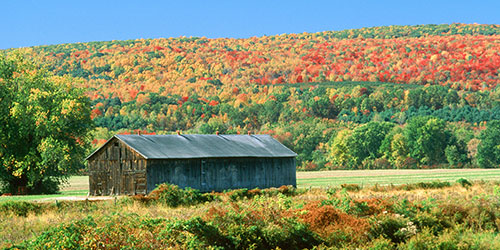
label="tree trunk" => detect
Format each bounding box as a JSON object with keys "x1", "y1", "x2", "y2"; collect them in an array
[{"x1": 8, "y1": 175, "x2": 28, "y2": 195}]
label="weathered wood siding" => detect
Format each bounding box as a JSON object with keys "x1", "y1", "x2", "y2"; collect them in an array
[
  {"x1": 147, "y1": 157, "x2": 296, "y2": 193},
  {"x1": 88, "y1": 138, "x2": 148, "y2": 195}
]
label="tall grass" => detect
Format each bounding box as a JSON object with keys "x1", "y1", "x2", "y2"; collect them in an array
[{"x1": 2, "y1": 180, "x2": 500, "y2": 249}]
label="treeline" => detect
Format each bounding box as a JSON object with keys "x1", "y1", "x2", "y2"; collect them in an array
[
  {"x1": 323, "y1": 118, "x2": 499, "y2": 170},
  {"x1": 319, "y1": 23, "x2": 500, "y2": 39},
  {"x1": 89, "y1": 83, "x2": 500, "y2": 170}
]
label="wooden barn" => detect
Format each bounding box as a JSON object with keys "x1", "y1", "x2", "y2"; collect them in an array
[{"x1": 86, "y1": 134, "x2": 297, "y2": 195}]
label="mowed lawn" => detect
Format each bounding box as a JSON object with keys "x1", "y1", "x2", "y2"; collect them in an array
[
  {"x1": 1, "y1": 169, "x2": 500, "y2": 201},
  {"x1": 0, "y1": 176, "x2": 89, "y2": 202},
  {"x1": 297, "y1": 169, "x2": 500, "y2": 188}
]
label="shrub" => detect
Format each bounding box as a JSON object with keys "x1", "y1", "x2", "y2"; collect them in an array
[
  {"x1": 322, "y1": 189, "x2": 371, "y2": 216},
  {"x1": 148, "y1": 183, "x2": 183, "y2": 207},
  {"x1": 299, "y1": 203, "x2": 370, "y2": 242},
  {"x1": 438, "y1": 203, "x2": 469, "y2": 224},
  {"x1": 340, "y1": 183, "x2": 361, "y2": 192},
  {"x1": 0, "y1": 201, "x2": 44, "y2": 217},
  {"x1": 263, "y1": 185, "x2": 298, "y2": 197},
  {"x1": 203, "y1": 197, "x2": 320, "y2": 249},
  {"x1": 457, "y1": 178, "x2": 472, "y2": 187},
  {"x1": 29, "y1": 216, "x2": 97, "y2": 249},
  {"x1": 147, "y1": 183, "x2": 216, "y2": 207},
  {"x1": 227, "y1": 186, "x2": 298, "y2": 201},
  {"x1": 412, "y1": 212, "x2": 450, "y2": 235},
  {"x1": 227, "y1": 188, "x2": 252, "y2": 201},
  {"x1": 369, "y1": 214, "x2": 412, "y2": 244},
  {"x1": 365, "y1": 236, "x2": 395, "y2": 250},
  {"x1": 400, "y1": 181, "x2": 451, "y2": 191},
  {"x1": 165, "y1": 216, "x2": 233, "y2": 249}
]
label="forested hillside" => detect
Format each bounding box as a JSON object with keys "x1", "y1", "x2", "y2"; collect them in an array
[{"x1": 6, "y1": 23, "x2": 500, "y2": 170}]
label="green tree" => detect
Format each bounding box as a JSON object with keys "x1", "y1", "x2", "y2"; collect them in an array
[
  {"x1": 326, "y1": 129, "x2": 353, "y2": 168},
  {"x1": 0, "y1": 54, "x2": 94, "y2": 194},
  {"x1": 477, "y1": 120, "x2": 500, "y2": 168},
  {"x1": 347, "y1": 122, "x2": 394, "y2": 166},
  {"x1": 198, "y1": 117, "x2": 228, "y2": 134},
  {"x1": 404, "y1": 116, "x2": 451, "y2": 165}
]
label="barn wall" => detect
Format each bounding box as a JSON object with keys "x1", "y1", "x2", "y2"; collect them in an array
[
  {"x1": 88, "y1": 138, "x2": 148, "y2": 196},
  {"x1": 147, "y1": 157, "x2": 296, "y2": 193},
  {"x1": 146, "y1": 159, "x2": 202, "y2": 193}
]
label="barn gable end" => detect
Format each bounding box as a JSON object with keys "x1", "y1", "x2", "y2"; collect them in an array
[{"x1": 88, "y1": 137, "x2": 148, "y2": 195}]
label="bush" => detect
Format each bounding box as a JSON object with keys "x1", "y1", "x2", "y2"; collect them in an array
[
  {"x1": 147, "y1": 183, "x2": 216, "y2": 207},
  {"x1": 369, "y1": 214, "x2": 413, "y2": 243},
  {"x1": 365, "y1": 236, "x2": 395, "y2": 250},
  {"x1": 400, "y1": 181, "x2": 451, "y2": 191},
  {"x1": 165, "y1": 216, "x2": 233, "y2": 248},
  {"x1": 29, "y1": 216, "x2": 97, "y2": 249},
  {"x1": 227, "y1": 186, "x2": 298, "y2": 201},
  {"x1": 322, "y1": 189, "x2": 371, "y2": 216},
  {"x1": 263, "y1": 185, "x2": 299, "y2": 197},
  {"x1": 206, "y1": 202, "x2": 320, "y2": 249},
  {"x1": 340, "y1": 183, "x2": 361, "y2": 192},
  {"x1": 227, "y1": 188, "x2": 252, "y2": 201},
  {"x1": 0, "y1": 201, "x2": 44, "y2": 217},
  {"x1": 457, "y1": 178, "x2": 472, "y2": 187}
]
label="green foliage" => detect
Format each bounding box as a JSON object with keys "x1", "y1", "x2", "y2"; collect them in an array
[
  {"x1": 346, "y1": 122, "x2": 394, "y2": 166},
  {"x1": 227, "y1": 186, "x2": 298, "y2": 201},
  {"x1": 29, "y1": 216, "x2": 96, "y2": 249},
  {"x1": 87, "y1": 79, "x2": 497, "y2": 170},
  {"x1": 477, "y1": 120, "x2": 500, "y2": 168},
  {"x1": 148, "y1": 183, "x2": 216, "y2": 207},
  {"x1": 0, "y1": 54, "x2": 94, "y2": 194},
  {"x1": 322, "y1": 189, "x2": 371, "y2": 216},
  {"x1": 445, "y1": 145, "x2": 468, "y2": 166},
  {"x1": 198, "y1": 117, "x2": 229, "y2": 134},
  {"x1": 457, "y1": 178, "x2": 472, "y2": 188},
  {"x1": 327, "y1": 116, "x2": 468, "y2": 169},
  {"x1": 326, "y1": 129, "x2": 353, "y2": 168},
  {"x1": 0, "y1": 201, "x2": 43, "y2": 217},
  {"x1": 400, "y1": 181, "x2": 452, "y2": 191},
  {"x1": 404, "y1": 116, "x2": 451, "y2": 165},
  {"x1": 6, "y1": 181, "x2": 500, "y2": 249},
  {"x1": 370, "y1": 214, "x2": 413, "y2": 243}
]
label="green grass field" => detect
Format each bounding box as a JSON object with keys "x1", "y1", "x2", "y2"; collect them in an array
[
  {"x1": 1, "y1": 169, "x2": 499, "y2": 202},
  {"x1": 0, "y1": 176, "x2": 89, "y2": 202},
  {"x1": 297, "y1": 169, "x2": 500, "y2": 187}
]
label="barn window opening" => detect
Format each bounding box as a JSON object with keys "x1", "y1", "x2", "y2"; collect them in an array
[{"x1": 114, "y1": 142, "x2": 119, "y2": 147}]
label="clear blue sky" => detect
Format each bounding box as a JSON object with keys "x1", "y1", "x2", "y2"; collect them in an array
[{"x1": 2, "y1": 0, "x2": 499, "y2": 50}]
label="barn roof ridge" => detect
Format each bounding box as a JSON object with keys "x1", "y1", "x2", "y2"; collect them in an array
[{"x1": 86, "y1": 134, "x2": 297, "y2": 160}]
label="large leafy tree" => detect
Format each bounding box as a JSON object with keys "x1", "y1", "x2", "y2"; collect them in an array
[
  {"x1": 477, "y1": 120, "x2": 500, "y2": 168},
  {"x1": 404, "y1": 116, "x2": 452, "y2": 165},
  {"x1": 0, "y1": 54, "x2": 93, "y2": 194},
  {"x1": 346, "y1": 121, "x2": 395, "y2": 166}
]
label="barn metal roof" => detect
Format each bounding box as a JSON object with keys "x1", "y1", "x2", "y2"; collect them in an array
[{"x1": 87, "y1": 134, "x2": 297, "y2": 160}]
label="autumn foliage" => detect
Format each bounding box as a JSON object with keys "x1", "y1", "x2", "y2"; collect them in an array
[
  {"x1": 17, "y1": 23, "x2": 500, "y2": 104},
  {"x1": 7, "y1": 23, "x2": 500, "y2": 170}
]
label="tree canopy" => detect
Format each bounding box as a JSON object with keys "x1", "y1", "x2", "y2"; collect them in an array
[
  {"x1": 477, "y1": 120, "x2": 500, "y2": 168},
  {"x1": 0, "y1": 54, "x2": 93, "y2": 194}
]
